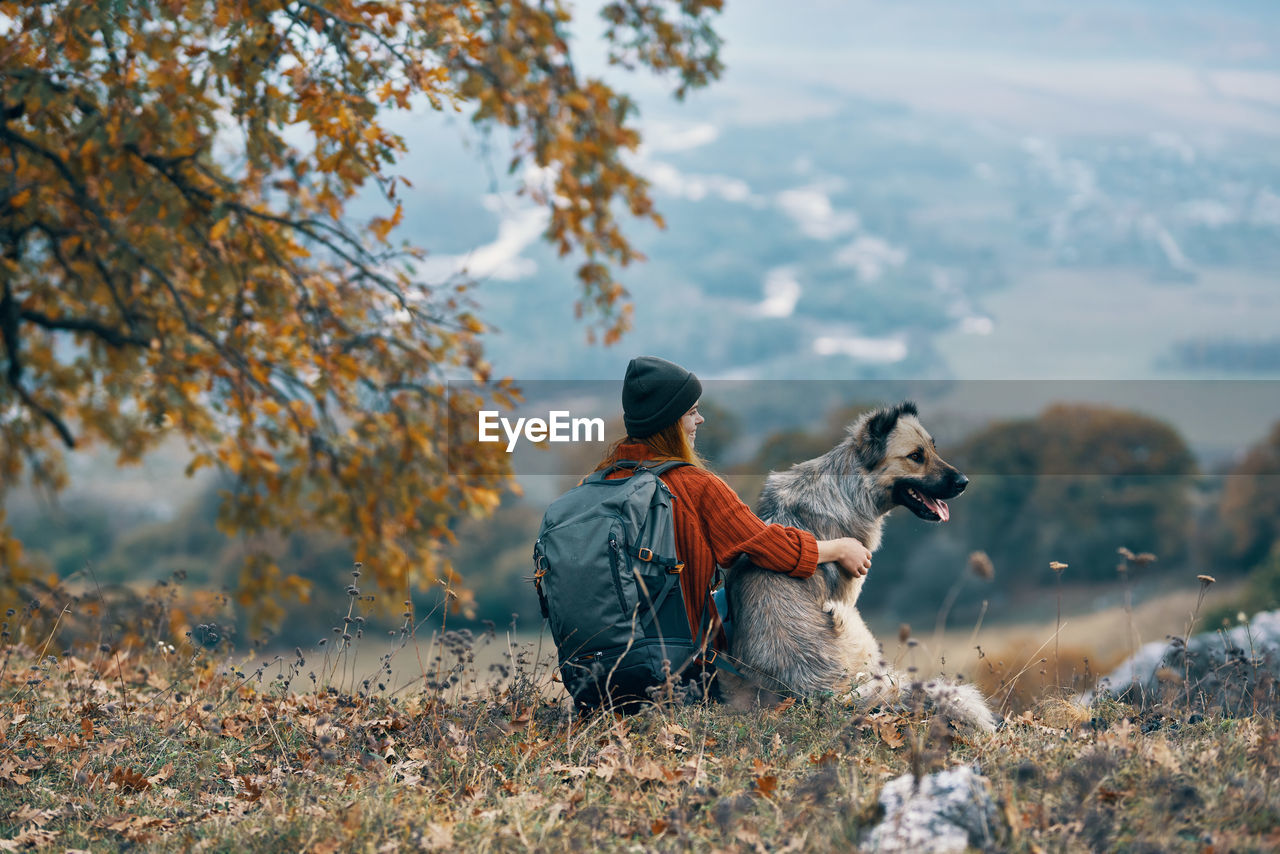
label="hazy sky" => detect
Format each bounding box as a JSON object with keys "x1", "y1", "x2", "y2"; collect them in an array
[{"x1": 567, "y1": 0, "x2": 1280, "y2": 137}]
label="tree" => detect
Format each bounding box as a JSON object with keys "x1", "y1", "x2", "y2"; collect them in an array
[
  {"x1": 951, "y1": 404, "x2": 1198, "y2": 583},
  {"x1": 0, "y1": 0, "x2": 725, "y2": 624},
  {"x1": 1218, "y1": 420, "x2": 1280, "y2": 570}
]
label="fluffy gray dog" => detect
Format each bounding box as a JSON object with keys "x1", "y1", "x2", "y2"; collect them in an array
[{"x1": 722, "y1": 402, "x2": 998, "y2": 732}]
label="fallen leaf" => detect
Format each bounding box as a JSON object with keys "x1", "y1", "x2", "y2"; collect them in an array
[
  {"x1": 9, "y1": 804, "x2": 58, "y2": 827},
  {"x1": 627, "y1": 756, "x2": 672, "y2": 783},
  {"x1": 754, "y1": 775, "x2": 778, "y2": 799},
  {"x1": 96, "y1": 814, "x2": 173, "y2": 843},
  {"x1": 769, "y1": 697, "x2": 796, "y2": 715},
  {"x1": 548, "y1": 762, "x2": 591, "y2": 779},
  {"x1": 236, "y1": 774, "x2": 265, "y2": 802},
  {"x1": 109, "y1": 766, "x2": 151, "y2": 792},
  {"x1": 360, "y1": 717, "x2": 407, "y2": 731},
  {"x1": 875, "y1": 720, "x2": 905, "y2": 750},
  {"x1": 593, "y1": 745, "x2": 624, "y2": 782},
  {"x1": 147, "y1": 763, "x2": 175, "y2": 786},
  {"x1": 0, "y1": 755, "x2": 44, "y2": 786},
  {"x1": 1, "y1": 828, "x2": 57, "y2": 850}
]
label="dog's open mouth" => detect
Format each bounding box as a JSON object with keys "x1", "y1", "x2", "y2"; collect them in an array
[{"x1": 895, "y1": 483, "x2": 951, "y2": 522}]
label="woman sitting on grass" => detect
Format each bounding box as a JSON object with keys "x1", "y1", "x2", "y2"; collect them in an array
[{"x1": 593, "y1": 355, "x2": 873, "y2": 697}]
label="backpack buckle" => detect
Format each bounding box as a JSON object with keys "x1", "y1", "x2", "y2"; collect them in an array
[
  {"x1": 668, "y1": 562, "x2": 684, "y2": 575},
  {"x1": 637, "y1": 547, "x2": 654, "y2": 562}
]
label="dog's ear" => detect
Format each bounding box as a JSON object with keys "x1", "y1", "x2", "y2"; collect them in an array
[{"x1": 855, "y1": 401, "x2": 918, "y2": 469}]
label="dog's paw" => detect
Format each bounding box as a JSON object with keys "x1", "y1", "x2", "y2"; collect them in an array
[{"x1": 936, "y1": 684, "x2": 999, "y2": 734}]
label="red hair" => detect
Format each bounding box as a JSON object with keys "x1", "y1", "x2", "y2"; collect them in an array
[{"x1": 594, "y1": 418, "x2": 706, "y2": 471}]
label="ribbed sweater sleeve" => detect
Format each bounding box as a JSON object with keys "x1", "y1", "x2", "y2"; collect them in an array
[
  {"x1": 602, "y1": 450, "x2": 816, "y2": 646},
  {"x1": 685, "y1": 470, "x2": 819, "y2": 579}
]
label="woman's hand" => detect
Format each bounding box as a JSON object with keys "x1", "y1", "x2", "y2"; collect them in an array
[{"x1": 816, "y1": 537, "x2": 873, "y2": 578}]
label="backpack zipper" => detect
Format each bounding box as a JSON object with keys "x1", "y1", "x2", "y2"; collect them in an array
[{"x1": 607, "y1": 535, "x2": 629, "y2": 618}]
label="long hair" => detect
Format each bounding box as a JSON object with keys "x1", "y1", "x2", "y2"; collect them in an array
[{"x1": 594, "y1": 418, "x2": 706, "y2": 471}]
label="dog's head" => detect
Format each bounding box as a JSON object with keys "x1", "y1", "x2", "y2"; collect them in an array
[{"x1": 850, "y1": 401, "x2": 967, "y2": 522}]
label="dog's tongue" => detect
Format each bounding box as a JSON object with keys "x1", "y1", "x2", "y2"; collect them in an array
[{"x1": 921, "y1": 495, "x2": 950, "y2": 522}]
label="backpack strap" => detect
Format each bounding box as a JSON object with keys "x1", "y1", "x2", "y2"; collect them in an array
[
  {"x1": 647, "y1": 460, "x2": 692, "y2": 477},
  {"x1": 700, "y1": 560, "x2": 752, "y2": 680},
  {"x1": 583, "y1": 459, "x2": 691, "y2": 483},
  {"x1": 532, "y1": 540, "x2": 551, "y2": 619},
  {"x1": 627, "y1": 545, "x2": 683, "y2": 570}
]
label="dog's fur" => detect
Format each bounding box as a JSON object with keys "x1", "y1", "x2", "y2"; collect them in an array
[{"x1": 721, "y1": 402, "x2": 998, "y2": 732}]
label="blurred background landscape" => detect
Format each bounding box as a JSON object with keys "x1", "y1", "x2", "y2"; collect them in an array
[{"x1": 8, "y1": 0, "x2": 1280, "y2": 672}]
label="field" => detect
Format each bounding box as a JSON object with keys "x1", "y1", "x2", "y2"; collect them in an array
[{"x1": 2, "y1": 572, "x2": 1278, "y2": 853}]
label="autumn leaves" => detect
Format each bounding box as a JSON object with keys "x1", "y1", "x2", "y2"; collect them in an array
[{"x1": 1, "y1": 1, "x2": 726, "y2": 623}]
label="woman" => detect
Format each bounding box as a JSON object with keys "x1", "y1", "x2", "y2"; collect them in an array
[{"x1": 595, "y1": 356, "x2": 873, "y2": 663}]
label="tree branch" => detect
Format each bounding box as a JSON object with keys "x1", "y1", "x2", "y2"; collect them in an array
[
  {"x1": 288, "y1": 0, "x2": 413, "y2": 67},
  {"x1": 19, "y1": 308, "x2": 150, "y2": 348},
  {"x1": 1, "y1": 282, "x2": 76, "y2": 448}
]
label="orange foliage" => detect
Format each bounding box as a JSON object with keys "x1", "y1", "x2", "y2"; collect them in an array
[{"x1": 0, "y1": 0, "x2": 724, "y2": 624}]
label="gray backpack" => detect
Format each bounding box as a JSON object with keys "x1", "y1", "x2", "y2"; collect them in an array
[{"x1": 532, "y1": 460, "x2": 711, "y2": 710}]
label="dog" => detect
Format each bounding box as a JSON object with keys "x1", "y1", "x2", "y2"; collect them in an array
[{"x1": 721, "y1": 401, "x2": 998, "y2": 732}]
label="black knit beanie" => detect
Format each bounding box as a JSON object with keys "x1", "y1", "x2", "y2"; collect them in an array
[{"x1": 622, "y1": 356, "x2": 702, "y2": 438}]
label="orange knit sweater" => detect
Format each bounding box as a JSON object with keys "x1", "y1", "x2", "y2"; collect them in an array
[{"x1": 605, "y1": 444, "x2": 819, "y2": 649}]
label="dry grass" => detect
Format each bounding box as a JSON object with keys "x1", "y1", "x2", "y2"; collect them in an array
[
  {"x1": 1, "y1": 573, "x2": 1278, "y2": 852},
  {"x1": 893, "y1": 578, "x2": 1252, "y2": 715}
]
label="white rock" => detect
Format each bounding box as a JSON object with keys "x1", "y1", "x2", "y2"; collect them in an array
[
  {"x1": 1088, "y1": 608, "x2": 1280, "y2": 711},
  {"x1": 865, "y1": 764, "x2": 999, "y2": 853}
]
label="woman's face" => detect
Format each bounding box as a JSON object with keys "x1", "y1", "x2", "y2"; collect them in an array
[{"x1": 680, "y1": 402, "x2": 704, "y2": 446}]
